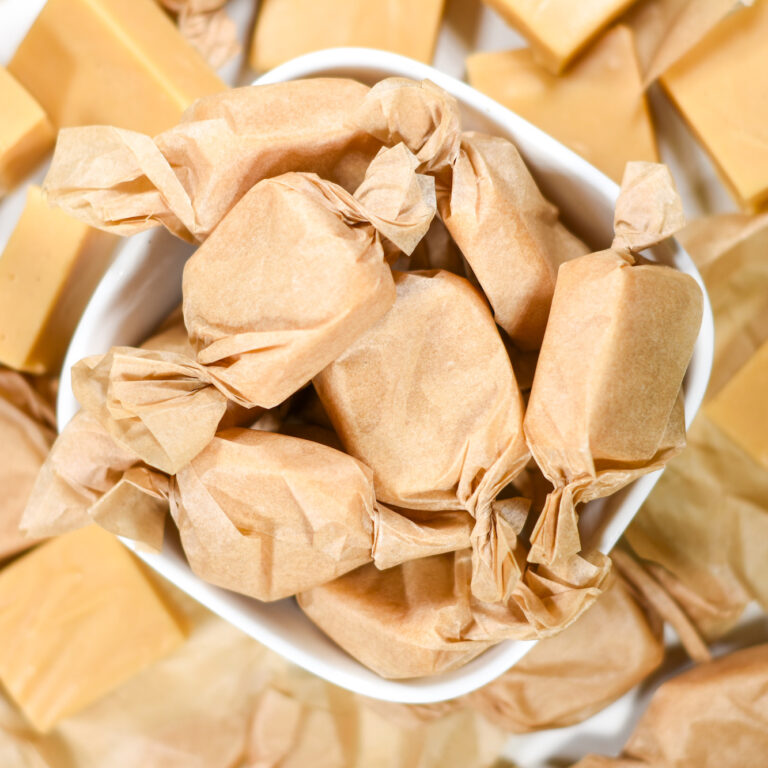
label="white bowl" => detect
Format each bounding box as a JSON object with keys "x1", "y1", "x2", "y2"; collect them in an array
[{"x1": 58, "y1": 47, "x2": 714, "y2": 703}]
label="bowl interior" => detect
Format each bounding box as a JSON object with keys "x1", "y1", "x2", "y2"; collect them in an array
[{"x1": 57, "y1": 48, "x2": 714, "y2": 703}]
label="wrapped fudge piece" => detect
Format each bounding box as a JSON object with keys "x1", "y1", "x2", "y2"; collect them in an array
[
  {"x1": 72, "y1": 348, "x2": 230, "y2": 476},
  {"x1": 20, "y1": 410, "x2": 168, "y2": 549},
  {"x1": 442, "y1": 131, "x2": 589, "y2": 348},
  {"x1": 466, "y1": 569, "x2": 664, "y2": 732},
  {"x1": 524, "y1": 163, "x2": 703, "y2": 568},
  {"x1": 314, "y1": 270, "x2": 527, "y2": 515},
  {"x1": 182, "y1": 144, "x2": 435, "y2": 407},
  {"x1": 20, "y1": 311, "x2": 240, "y2": 549},
  {"x1": 571, "y1": 644, "x2": 768, "y2": 768},
  {"x1": 170, "y1": 428, "x2": 473, "y2": 601},
  {"x1": 357, "y1": 77, "x2": 588, "y2": 348},
  {"x1": 298, "y1": 552, "x2": 494, "y2": 678},
  {"x1": 299, "y1": 539, "x2": 608, "y2": 678},
  {"x1": 314, "y1": 269, "x2": 530, "y2": 600},
  {"x1": 43, "y1": 79, "x2": 383, "y2": 241}
]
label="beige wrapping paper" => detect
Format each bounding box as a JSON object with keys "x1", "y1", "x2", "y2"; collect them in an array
[
  {"x1": 440, "y1": 132, "x2": 589, "y2": 349},
  {"x1": 0, "y1": 370, "x2": 56, "y2": 560},
  {"x1": 43, "y1": 79, "x2": 383, "y2": 241},
  {"x1": 356, "y1": 78, "x2": 462, "y2": 176},
  {"x1": 314, "y1": 269, "x2": 530, "y2": 601},
  {"x1": 466, "y1": 571, "x2": 664, "y2": 732},
  {"x1": 299, "y1": 539, "x2": 612, "y2": 678},
  {"x1": 524, "y1": 163, "x2": 703, "y2": 569},
  {"x1": 678, "y1": 212, "x2": 768, "y2": 397},
  {"x1": 623, "y1": 212, "x2": 768, "y2": 639},
  {"x1": 158, "y1": 0, "x2": 240, "y2": 69},
  {"x1": 20, "y1": 312, "x2": 216, "y2": 549},
  {"x1": 20, "y1": 411, "x2": 171, "y2": 553},
  {"x1": 170, "y1": 428, "x2": 473, "y2": 601},
  {"x1": 21, "y1": 411, "x2": 140, "y2": 537},
  {"x1": 170, "y1": 428, "x2": 375, "y2": 601},
  {"x1": 357, "y1": 77, "x2": 588, "y2": 348},
  {"x1": 298, "y1": 552, "x2": 494, "y2": 678},
  {"x1": 571, "y1": 644, "x2": 768, "y2": 768},
  {"x1": 183, "y1": 145, "x2": 435, "y2": 408},
  {"x1": 72, "y1": 348, "x2": 230, "y2": 475}
]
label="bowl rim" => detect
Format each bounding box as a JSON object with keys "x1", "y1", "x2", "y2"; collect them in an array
[{"x1": 57, "y1": 46, "x2": 714, "y2": 703}]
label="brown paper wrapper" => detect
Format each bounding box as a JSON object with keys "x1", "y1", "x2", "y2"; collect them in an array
[
  {"x1": 298, "y1": 552, "x2": 494, "y2": 679},
  {"x1": 170, "y1": 427, "x2": 474, "y2": 601},
  {"x1": 357, "y1": 78, "x2": 587, "y2": 348},
  {"x1": 467, "y1": 570, "x2": 664, "y2": 732},
  {"x1": 43, "y1": 79, "x2": 383, "y2": 241},
  {"x1": 0, "y1": 370, "x2": 56, "y2": 560},
  {"x1": 624, "y1": 211, "x2": 768, "y2": 639},
  {"x1": 571, "y1": 644, "x2": 768, "y2": 768},
  {"x1": 440, "y1": 132, "x2": 589, "y2": 349},
  {"x1": 678, "y1": 212, "x2": 768, "y2": 398},
  {"x1": 170, "y1": 428, "x2": 375, "y2": 601},
  {"x1": 299, "y1": 543, "x2": 611, "y2": 679},
  {"x1": 159, "y1": 0, "x2": 240, "y2": 69},
  {"x1": 524, "y1": 163, "x2": 703, "y2": 569},
  {"x1": 356, "y1": 78, "x2": 462, "y2": 176},
  {"x1": 72, "y1": 348, "x2": 230, "y2": 475},
  {"x1": 20, "y1": 312, "x2": 207, "y2": 549},
  {"x1": 21, "y1": 411, "x2": 139, "y2": 537},
  {"x1": 314, "y1": 269, "x2": 530, "y2": 602},
  {"x1": 183, "y1": 145, "x2": 435, "y2": 408}
]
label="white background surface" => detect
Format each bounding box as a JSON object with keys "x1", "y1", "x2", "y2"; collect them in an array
[{"x1": 0, "y1": 1, "x2": 757, "y2": 766}]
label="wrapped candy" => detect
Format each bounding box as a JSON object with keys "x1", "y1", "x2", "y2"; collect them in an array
[
  {"x1": 524, "y1": 163, "x2": 703, "y2": 568},
  {"x1": 356, "y1": 77, "x2": 588, "y2": 348},
  {"x1": 42, "y1": 79, "x2": 384, "y2": 241},
  {"x1": 158, "y1": 0, "x2": 239, "y2": 69},
  {"x1": 313, "y1": 269, "x2": 530, "y2": 600},
  {"x1": 572, "y1": 644, "x2": 768, "y2": 768},
  {"x1": 20, "y1": 312, "x2": 229, "y2": 549},
  {"x1": 466, "y1": 570, "x2": 664, "y2": 731},
  {"x1": 170, "y1": 428, "x2": 473, "y2": 601},
  {"x1": 441, "y1": 131, "x2": 588, "y2": 348},
  {"x1": 298, "y1": 540, "x2": 608, "y2": 678},
  {"x1": 183, "y1": 144, "x2": 435, "y2": 407}
]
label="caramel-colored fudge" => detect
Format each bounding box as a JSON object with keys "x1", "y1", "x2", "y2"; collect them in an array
[
  {"x1": 483, "y1": 0, "x2": 640, "y2": 72},
  {"x1": 661, "y1": 1, "x2": 768, "y2": 210},
  {"x1": 252, "y1": 0, "x2": 445, "y2": 71},
  {"x1": 9, "y1": 0, "x2": 226, "y2": 135},
  {"x1": 0, "y1": 527, "x2": 185, "y2": 731},
  {"x1": 0, "y1": 186, "x2": 115, "y2": 374},
  {"x1": 467, "y1": 26, "x2": 658, "y2": 183}
]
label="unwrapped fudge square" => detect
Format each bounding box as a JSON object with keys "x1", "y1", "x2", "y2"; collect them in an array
[
  {"x1": 0, "y1": 526, "x2": 185, "y2": 731},
  {"x1": 483, "y1": 0, "x2": 640, "y2": 72},
  {"x1": 0, "y1": 67, "x2": 54, "y2": 195},
  {"x1": 661, "y1": 1, "x2": 768, "y2": 210}
]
